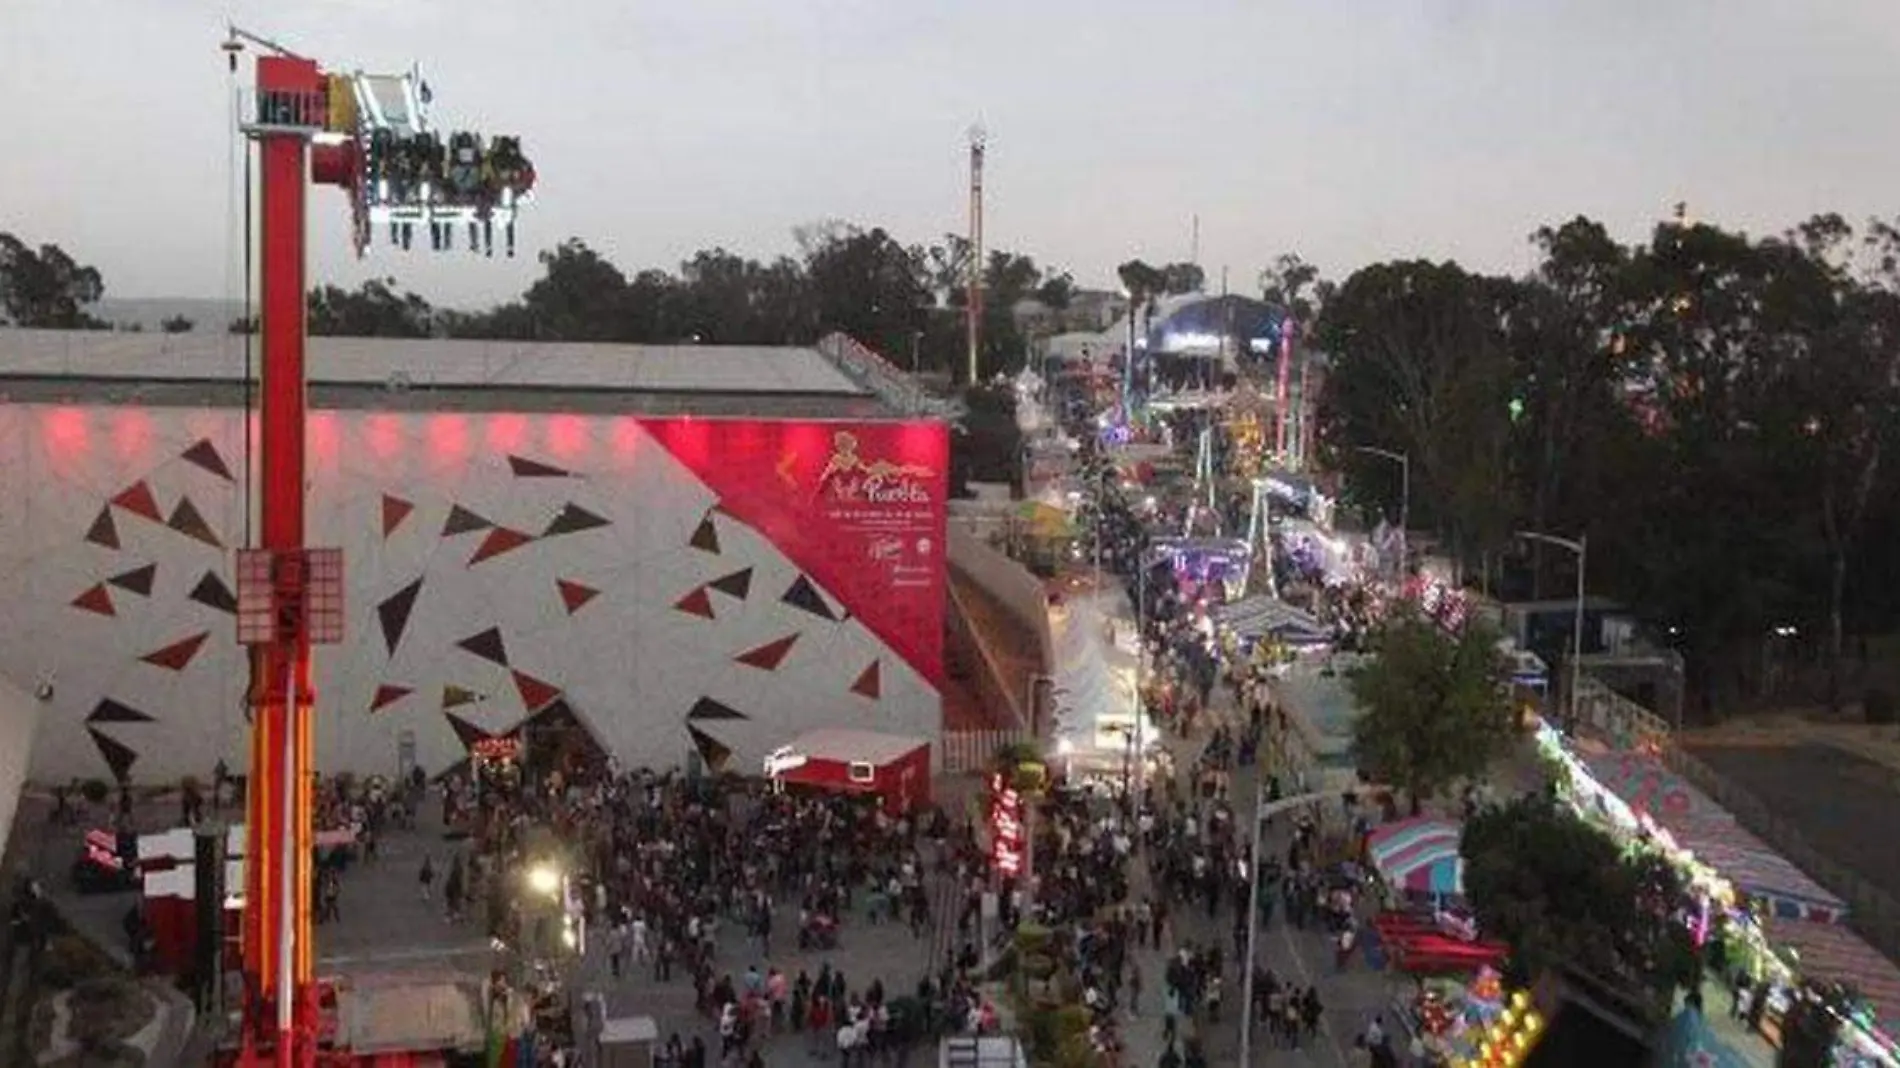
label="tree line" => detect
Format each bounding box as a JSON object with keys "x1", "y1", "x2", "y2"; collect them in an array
[{"x1": 1314, "y1": 212, "x2": 1900, "y2": 720}]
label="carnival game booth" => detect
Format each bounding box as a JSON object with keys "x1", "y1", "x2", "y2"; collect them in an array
[
  {"x1": 1367, "y1": 817, "x2": 1468, "y2": 902},
  {"x1": 763, "y1": 729, "x2": 932, "y2": 815}
]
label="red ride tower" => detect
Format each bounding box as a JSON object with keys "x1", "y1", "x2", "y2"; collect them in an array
[{"x1": 225, "y1": 28, "x2": 533, "y2": 1065}]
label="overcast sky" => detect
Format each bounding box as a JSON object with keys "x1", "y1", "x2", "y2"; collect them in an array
[{"x1": 4, "y1": 0, "x2": 1899, "y2": 309}]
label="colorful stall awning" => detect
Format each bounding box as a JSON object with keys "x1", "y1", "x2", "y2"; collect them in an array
[
  {"x1": 1367, "y1": 817, "x2": 1465, "y2": 895},
  {"x1": 1764, "y1": 918, "x2": 1900, "y2": 1044},
  {"x1": 1585, "y1": 752, "x2": 1847, "y2": 923}
]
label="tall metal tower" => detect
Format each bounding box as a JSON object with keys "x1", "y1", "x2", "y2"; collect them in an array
[
  {"x1": 223, "y1": 26, "x2": 532, "y2": 1064},
  {"x1": 966, "y1": 124, "x2": 987, "y2": 385}
]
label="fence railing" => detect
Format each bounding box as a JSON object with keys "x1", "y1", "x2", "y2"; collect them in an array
[
  {"x1": 940, "y1": 728, "x2": 1032, "y2": 775},
  {"x1": 946, "y1": 574, "x2": 1030, "y2": 732}
]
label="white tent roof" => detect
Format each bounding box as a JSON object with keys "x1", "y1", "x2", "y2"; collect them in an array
[{"x1": 783, "y1": 729, "x2": 929, "y2": 767}]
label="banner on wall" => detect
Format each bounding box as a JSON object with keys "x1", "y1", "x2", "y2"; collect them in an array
[{"x1": 644, "y1": 418, "x2": 949, "y2": 687}]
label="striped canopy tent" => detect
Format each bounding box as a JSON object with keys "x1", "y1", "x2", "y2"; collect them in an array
[
  {"x1": 1211, "y1": 595, "x2": 1331, "y2": 645},
  {"x1": 1764, "y1": 917, "x2": 1900, "y2": 1044},
  {"x1": 1583, "y1": 753, "x2": 1848, "y2": 923},
  {"x1": 1367, "y1": 817, "x2": 1466, "y2": 896},
  {"x1": 1585, "y1": 751, "x2": 1703, "y2": 823},
  {"x1": 1679, "y1": 823, "x2": 1848, "y2": 923}
]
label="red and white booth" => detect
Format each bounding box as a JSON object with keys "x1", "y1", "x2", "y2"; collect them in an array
[{"x1": 762, "y1": 729, "x2": 933, "y2": 815}]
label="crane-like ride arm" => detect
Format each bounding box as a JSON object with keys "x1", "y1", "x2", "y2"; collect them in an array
[{"x1": 223, "y1": 27, "x2": 533, "y2": 1067}]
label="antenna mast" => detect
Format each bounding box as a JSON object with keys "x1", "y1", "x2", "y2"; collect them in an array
[{"x1": 966, "y1": 124, "x2": 987, "y2": 385}]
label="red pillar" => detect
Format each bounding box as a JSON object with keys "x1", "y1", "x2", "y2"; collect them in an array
[{"x1": 245, "y1": 53, "x2": 320, "y2": 1068}]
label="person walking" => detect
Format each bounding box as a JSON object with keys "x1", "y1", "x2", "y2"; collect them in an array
[{"x1": 418, "y1": 854, "x2": 435, "y2": 902}]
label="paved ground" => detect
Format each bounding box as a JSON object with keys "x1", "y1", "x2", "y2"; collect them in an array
[{"x1": 1685, "y1": 739, "x2": 1900, "y2": 906}]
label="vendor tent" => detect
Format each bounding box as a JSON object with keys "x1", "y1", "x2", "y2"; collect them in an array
[
  {"x1": 1368, "y1": 817, "x2": 1466, "y2": 896},
  {"x1": 1764, "y1": 918, "x2": 1900, "y2": 1042},
  {"x1": 1213, "y1": 596, "x2": 1330, "y2": 644},
  {"x1": 1584, "y1": 752, "x2": 1847, "y2": 923}
]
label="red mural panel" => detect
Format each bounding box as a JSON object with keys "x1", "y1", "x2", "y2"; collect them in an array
[{"x1": 644, "y1": 418, "x2": 948, "y2": 688}]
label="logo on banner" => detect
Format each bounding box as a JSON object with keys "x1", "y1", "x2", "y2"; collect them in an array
[{"x1": 816, "y1": 431, "x2": 935, "y2": 505}]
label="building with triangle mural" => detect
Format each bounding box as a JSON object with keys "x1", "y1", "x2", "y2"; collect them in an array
[{"x1": 0, "y1": 329, "x2": 951, "y2": 785}]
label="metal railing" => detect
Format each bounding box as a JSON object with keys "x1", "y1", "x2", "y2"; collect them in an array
[
  {"x1": 940, "y1": 729, "x2": 1031, "y2": 775},
  {"x1": 815, "y1": 333, "x2": 962, "y2": 419},
  {"x1": 946, "y1": 577, "x2": 1029, "y2": 731}
]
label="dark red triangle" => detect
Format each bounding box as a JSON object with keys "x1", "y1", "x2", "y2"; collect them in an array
[
  {"x1": 851, "y1": 660, "x2": 882, "y2": 700},
  {"x1": 140, "y1": 631, "x2": 210, "y2": 671},
  {"x1": 377, "y1": 578, "x2": 424, "y2": 656},
  {"x1": 382, "y1": 494, "x2": 415, "y2": 538},
  {"x1": 85, "y1": 507, "x2": 120, "y2": 549},
  {"x1": 71, "y1": 583, "x2": 115, "y2": 617},
  {"x1": 708, "y1": 568, "x2": 752, "y2": 600},
  {"x1": 544, "y1": 503, "x2": 610, "y2": 537},
  {"x1": 686, "y1": 724, "x2": 732, "y2": 771},
  {"x1": 88, "y1": 698, "x2": 154, "y2": 725},
  {"x1": 689, "y1": 514, "x2": 721, "y2": 553},
  {"x1": 557, "y1": 579, "x2": 599, "y2": 615},
  {"x1": 456, "y1": 627, "x2": 509, "y2": 667},
  {"x1": 189, "y1": 571, "x2": 238, "y2": 614},
  {"x1": 88, "y1": 728, "x2": 138, "y2": 784},
  {"x1": 107, "y1": 563, "x2": 157, "y2": 596},
  {"x1": 444, "y1": 712, "x2": 490, "y2": 750},
  {"x1": 167, "y1": 496, "x2": 222, "y2": 547},
  {"x1": 111, "y1": 481, "x2": 162, "y2": 522},
  {"x1": 512, "y1": 670, "x2": 562, "y2": 713},
  {"x1": 370, "y1": 685, "x2": 413, "y2": 713},
  {"x1": 469, "y1": 527, "x2": 533, "y2": 565},
  {"x1": 442, "y1": 504, "x2": 492, "y2": 536},
  {"x1": 181, "y1": 439, "x2": 234, "y2": 480},
  {"x1": 673, "y1": 586, "x2": 716, "y2": 620},
  {"x1": 735, "y1": 633, "x2": 799, "y2": 671},
  {"x1": 508, "y1": 455, "x2": 572, "y2": 478}
]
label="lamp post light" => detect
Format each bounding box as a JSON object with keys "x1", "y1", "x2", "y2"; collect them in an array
[
  {"x1": 1517, "y1": 530, "x2": 1588, "y2": 734},
  {"x1": 1354, "y1": 445, "x2": 1409, "y2": 579}
]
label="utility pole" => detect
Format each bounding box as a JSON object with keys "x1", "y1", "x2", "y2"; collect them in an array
[{"x1": 966, "y1": 124, "x2": 987, "y2": 386}]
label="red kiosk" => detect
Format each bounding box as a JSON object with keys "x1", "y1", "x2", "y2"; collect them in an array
[{"x1": 762, "y1": 729, "x2": 933, "y2": 814}]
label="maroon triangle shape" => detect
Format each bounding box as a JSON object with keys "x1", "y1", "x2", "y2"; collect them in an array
[
  {"x1": 673, "y1": 586, "x2": 716, "y2": 620},
  {"x1": 382, "y1": 494, "x2": 415, "y2": 538},
  {"x1": 111, "y1": 481, "x2": 163, "y2": 522},
  {"x1": 107, "y1": 563, "x2": 157, "y2": 597},
  {"x1": 735, "y1": 634, "x2": 799, "y2": 671},
  {"x1": 181, "y1": 439, "x2": 235, "y2": 480},
  {"x1": 167, "y1": 497, "x2": 222, "y2": 547},
  {"x1": 71, "y1": 583, "x2": 115, "y2": 617},
  {"x1": 88, "y1": 728, "x2": 138, "y2": 784},
  {"x1": 370, "y1": 684, "x2": 413, "y2": 713},
  {"x1": 686, "y1": 724, "x2": 732, "y2": 771},
  {"x1": 512, "y1": 670, "x2": 562, "y2": 713},
  {"x1": 442, "y1": 505, "x2": 492, "y2": 536},
  {"x1": 85, "y1": 507, "x2": 120, "y2": 549},
  {"x1": 508, "y1": 454, "x2": 572, "y2": 478},
  {"x1": 140, "y1": 631, "x2": 210, "y2": 671},
  {"x1": 851, "y1": 660, "x2": 882, "y2": 700},
  {"x1": 557, "y1": 579, "x2": 600, "y2": 615},
  {"x1": 456, "y1": 627, "x2": 509, "y2": 667},
  {"x1": 469, "y1": 527, "x2": 533, "y2": 565}
]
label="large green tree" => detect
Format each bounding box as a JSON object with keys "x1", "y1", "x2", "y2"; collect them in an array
[
  {"x1": 1462, "y1": 795, "x2": 1696, "y2": 1006},
  {"x1": 1347, "y1": 604, "x2": 1516, "y2": 810},
  {"x1": 0, "y1": 233, "x2": 106, "y2": 328}
]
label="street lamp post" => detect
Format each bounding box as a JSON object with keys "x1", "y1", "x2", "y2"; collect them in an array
[
  {"x1": 1517, "y1": 530, "x2": 1588, "y2": 733},
  {"x1": 1354, "y1": 445, "x2": 1409, "y2": 578},
  {"x1": 1237, "y1": 791, "x2": 1335, "y2": 1065}
]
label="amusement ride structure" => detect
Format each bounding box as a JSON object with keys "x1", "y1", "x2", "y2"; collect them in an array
[{"x1": 221, "y1": 27, "x2": 533, "y2": 1065}]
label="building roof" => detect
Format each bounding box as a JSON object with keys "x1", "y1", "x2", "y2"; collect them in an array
[
  {"x1": 786, "y1": 728, "x2": 930, "y2": 766},
  {"x1": 0, "y1": 329, "x2": 948, "y2": 421}
]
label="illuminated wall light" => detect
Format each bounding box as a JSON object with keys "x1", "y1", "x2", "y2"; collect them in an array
[
  {"x1": 546, "y1": 414, "x2": 587, "y2": 458},
  {"x1": 610, "y1": 416, "x2": 643, "y2": 458},
  {"x1": 309, "y1": 411, "x2": 341, "y2": 464},
  {"x1": 364, "y1": 413, "x2": 403, "y2": 459},
  {"x1": 41, "y1": 407, "x2": 89, "y2": 461},
  {"x1": 485, "y1": 413, "x2": 527, "y2": 452},
  {"x1": 112, "y1": 410, "x2": 151, "y2": 462},
  {"x1": 429, "y1": 414, "x2": 468, "y2": 458}
]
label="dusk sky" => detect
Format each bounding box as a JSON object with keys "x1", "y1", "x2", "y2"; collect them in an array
[{"x1": 4, "y1": 0, "x2": 1899, "y2": 309}]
